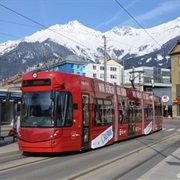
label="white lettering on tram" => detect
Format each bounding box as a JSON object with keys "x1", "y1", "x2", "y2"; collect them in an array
[
  {"x1": 98, "y1": 83, "x2": 105, "y2": 92},
  {"x1": 116, "y1": 87, "x2": 127, "y2": 96},
  {"x1": 135, "y1": 127, "x2": 142, "y2": 132},
  {"x1": 143, "y1": 93, "x2": 150, "y2": 100},
  {"x1": 119, "y1": 129, "x2": 127, "y2": 136},
  {"x1": 105, "y1": 84, "x2": 114, "y2": 94},
  {"x1": 98, "y1": 83, "x2": 114, "y2": 94},
  {"x1": 81, "y1": 81, "x2": 89, "y2": 86},
  {"x1": 154, "y1": 96, "x2": 160, "y2": 102},
  {"x1": 132, "y1": 91, "x2": 142, "y2": 98},
  {"x1": 91, "y1": 126, "x2": 113, "y2": 149}
]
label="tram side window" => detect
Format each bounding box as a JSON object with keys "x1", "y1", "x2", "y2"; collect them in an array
[
  {"x1": 82, "y1": 95, "x2": 89, "y2": 126},
  {"x1": 119, "y1": 97, "x2": 127, "y2": 124},
  {"x1": 145, "y1": 104, "x2": 153, "y2": 120},
  {"x1": 127, "y1": 101, "x2": 135, "y2": 121},
  {"x1": 136, "y1": 103, "x2": 142, "y2": 122},
  {"x1": 56, "y1": 92, "x2": 73, "y2": 127},
  {"x1": 94, "y1": 98, "x2": 112, "y2": 126},
  {"x1": 155, "y1": 105, "x2": 162, "y2": 117}
]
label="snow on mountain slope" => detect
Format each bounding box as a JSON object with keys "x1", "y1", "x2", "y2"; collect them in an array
[
  {"x1": 0, "y1": 17, "x2": 180, "y2": 61},
  {"x1": 104, "y1": 17, "x2": 180, "y2": 58},
  {"x1": 23, "y1": 20, "x2": 104, "y2": 58}
]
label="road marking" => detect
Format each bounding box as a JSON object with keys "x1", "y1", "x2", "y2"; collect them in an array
[{"x1": 166, "y1": 128, "x2": 175, "y2": 131}]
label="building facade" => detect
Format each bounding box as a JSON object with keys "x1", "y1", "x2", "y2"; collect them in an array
[
  {"x1": 169, "y1": 39, "x2": 180, "y2": 118},
  {"x1": 124, "y1": 66, "x2": 171, "y2": 89},
  {"x1": 25, "y1": 55, "x2": 173, "y2": 117},
  {"x1": 26, "y1": 57, "x2": 124, "y2": 85},
  {"x1": 84, "y1": 59, "x2": 123, "y2": 85},
  {"x1": 26, "y1": 55, "x2": 88, "y2": 76},
  {"x1": 124, "y1": 66, "x2": 172, "y2": 117}
]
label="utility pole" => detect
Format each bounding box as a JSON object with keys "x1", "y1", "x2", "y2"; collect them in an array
[{"x1": 102, "y1": 35, "x2": 107, "y2": 82}]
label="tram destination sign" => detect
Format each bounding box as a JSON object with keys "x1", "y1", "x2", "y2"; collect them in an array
[{"x1": 22, "y1": 79, "x2": 51, "y2": 87}]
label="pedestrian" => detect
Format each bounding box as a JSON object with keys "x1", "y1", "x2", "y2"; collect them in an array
[{"x1": 165, "y1": 106, "x2": 168, "y2": 117}]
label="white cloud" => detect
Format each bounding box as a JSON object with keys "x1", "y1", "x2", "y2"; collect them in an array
[
  {"x1": 136, "y1": 1, "x2": 180, "y2": 22},
  {"x1": 94, "y1": 12, "x2": 120, "y2": 30},
  {"x1": 119, "y1": 1, "x2": 180, "y2": 27},
  {"x1": 93, "y1": 0, "x2": 138, "y2": 30}
]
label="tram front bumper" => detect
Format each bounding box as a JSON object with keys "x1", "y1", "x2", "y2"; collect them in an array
[{"x1": 18, "y1": 138, "x2": 62, "y2": 153}]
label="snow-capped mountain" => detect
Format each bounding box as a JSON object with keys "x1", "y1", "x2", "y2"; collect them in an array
[{"x1": 0, "y1": 17, "x2": 180, "y2": 80}]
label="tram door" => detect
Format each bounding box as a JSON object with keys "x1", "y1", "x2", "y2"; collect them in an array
[
  {"x1": 82, "y1": 94, "x2": 90, "y2": 149},
  {"x1": 128, "y1": 100, "x2": 136, "y2": 136}
]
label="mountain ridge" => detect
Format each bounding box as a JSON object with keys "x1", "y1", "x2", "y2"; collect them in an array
[{"x1": 0, "y1": 17, "x2": 180, "y2": 80}]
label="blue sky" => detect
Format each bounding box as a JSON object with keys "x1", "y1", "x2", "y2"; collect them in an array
[{"x1": 0, "y1": 0, "x2": 180, "y2": 43}]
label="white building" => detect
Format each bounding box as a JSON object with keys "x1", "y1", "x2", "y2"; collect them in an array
[
  {"x1": 84, "y1": 59, "x2": 123, "y2": 85},
  {"x1": 124, "y1": 66, "x2": 171, "y2": 91}
]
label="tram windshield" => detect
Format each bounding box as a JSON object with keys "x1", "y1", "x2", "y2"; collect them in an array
[{"x1": 21, "y1": 91, "x2": 73, "y2": 127}]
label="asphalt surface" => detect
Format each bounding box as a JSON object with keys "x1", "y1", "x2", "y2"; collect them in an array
[{"x1": 0, "y1": 122, "x2": 180, "y2": 179}]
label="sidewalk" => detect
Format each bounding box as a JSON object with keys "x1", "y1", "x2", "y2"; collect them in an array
[
  {"x1": 0, "y1": 141, "x2": 20, "y2": 157},
  {"x1": 0, "y1": 140, "x2": 180, "y2": 179},
  {"x1": 139, "y1": 148, "x2": 180, "y2": 179}
]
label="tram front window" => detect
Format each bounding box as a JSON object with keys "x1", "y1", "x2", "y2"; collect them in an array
[
  {"x1": 21, "y1": 92, "x2": 55, "y2": 127},
  {"x1": 56, "y1": 92, "x2": 73, "y2": 127},
  {"x1": 21, "y1": 91, "x2": 73, "y2": 127}
]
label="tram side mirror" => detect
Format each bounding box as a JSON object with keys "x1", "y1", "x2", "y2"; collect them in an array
[{"x1": 51, "y1": 89, "x2": 55, "y2": 101}]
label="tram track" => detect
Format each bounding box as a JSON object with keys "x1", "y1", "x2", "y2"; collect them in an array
[
  {"x1": 67, "y1": 131, "x2": 180, "y2": 180},
  {"x1": 0, "y1": 153, "x2": 54, "y2": 172},
  {"x1": 0, "y1": 131, "x2": 179, "y2": 178}
]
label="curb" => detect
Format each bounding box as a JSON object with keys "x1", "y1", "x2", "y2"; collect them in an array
[{"x1": 0, "y1": 150, "x2": 22, "y2": 157}]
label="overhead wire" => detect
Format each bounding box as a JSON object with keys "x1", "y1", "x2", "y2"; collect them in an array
[
  {"x1": 0, "y1": 2, "x2": 146, "y2": 59},
  {"x1": 0, "y1": 18, "x2": 138, "y2": 50},
  {"x1": 0, "y1": 19, "x2": 101, "y2": 37},
  {"x1": 0, "y1": 3, "x2": 102, "y2": 56},
  {"x1": 0, "y1": 32, "x2": 21, "y2": 39},
  {"x1": 114, "y1": 0, "x2": 162, "y2": 48}
]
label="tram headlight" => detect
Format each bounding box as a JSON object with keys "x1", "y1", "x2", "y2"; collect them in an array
[{"x1": 53, "y1": 129, "x2": 60, "y2": 137}]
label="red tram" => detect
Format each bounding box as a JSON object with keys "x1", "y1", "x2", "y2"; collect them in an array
[{"x1": 18, "y1": 71, "x2": 163, "y2": 153}]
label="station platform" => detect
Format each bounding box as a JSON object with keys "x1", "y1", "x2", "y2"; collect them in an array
[{"x1": 0, "y1": 140, "x2": 180, "y2": 179}]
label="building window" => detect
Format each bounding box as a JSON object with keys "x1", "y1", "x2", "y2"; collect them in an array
[
  {"x1": 154, "y1": 68, "x2": 162, "y2": 83},
  {"x1": 110, "y1": 75, "x2": 117, "y2": 79},
  {"x1": 83, "y1": 73, "x2": 86, "y2": 76},
  {"x1": 71, "y1": 64, "x2": 73, "y2": 68},
  {"x1": 93, "y1": 65, "x2": 96, "y2": 70},
  {"x1": 100, "y1": 74, "x2": 104, "y2": 78},
  {"x1": 93, "y1": 73, "x2": 97, "y2": 78},
  {"x1": 144, "y1": 76, "x2": 152, "y2": 83},
  {"x1": 162, "y1": 71, "x2": 170, "y2": 77},
  {"x1": 110, "y1": 67, "x2": 117, "y2": 71},
  {"x1": 100, "y1": 66, "x2": 104, "y2": 70}
]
